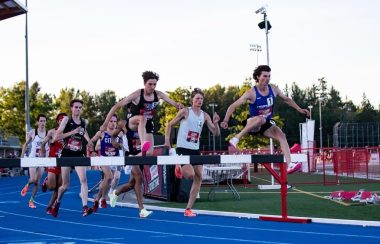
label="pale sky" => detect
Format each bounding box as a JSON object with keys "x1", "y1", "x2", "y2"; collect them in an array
[{"x1": 1, "y1": 0, "x2": 379, "y2": 107}]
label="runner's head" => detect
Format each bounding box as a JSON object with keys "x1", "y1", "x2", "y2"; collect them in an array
[
  {"x1": 55, "y1": 112, "x2": 67, "y2": 128},
  {"x1": 253, "y1": 65, "x2": 271, "y2": 83},
  {"x1": 36, "y1": 114, "x2": 47, "y2": 130},
  {"x1": 108, "y1": 114, "x2": 118, "y2": 130},
  {"x1": 190, "y1": 88, "x2": 204, "y2": 107},
  {"x1": 70, "y1": 99, "x2": 83, "y2": 116},
  {"x1": 142, "y1": 71, "x2": 159, "y2": 94}
]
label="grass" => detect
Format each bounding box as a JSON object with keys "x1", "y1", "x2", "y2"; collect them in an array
[{"x1": 152, "y1": 171, "x2": 380, "y2": 221}]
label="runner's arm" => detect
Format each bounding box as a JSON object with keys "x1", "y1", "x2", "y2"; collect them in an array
[{"x1": 164, "y1": 108, "x2": 188, "y2": 148}]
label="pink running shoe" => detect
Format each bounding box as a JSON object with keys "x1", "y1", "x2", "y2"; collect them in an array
[
  {"x1": 141, "y1": 141, "x2": 151, "y2": 154},
  {"x1": 184, "y1": 209, "x2": 197, "y2": 217},
  {"x1": 21, "y1": 184, "x2": 29, "y2": 197},
  {"x1": 287, "y1": 162, "x2": 302, "y2": 174}
]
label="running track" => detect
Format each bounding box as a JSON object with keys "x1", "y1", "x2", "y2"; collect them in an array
[{"x1": 1, "y1": 172, "x2": 379, "y2": 244}]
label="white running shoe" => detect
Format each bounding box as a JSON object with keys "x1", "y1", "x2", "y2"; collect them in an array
[
  {"x1": 229, "y1": 137, "x2": 239, "y2": 149},
  {"x1": 109, "y1": 190, "x2": 118, "y2": 207},
  {"x1": 139, "y1": 208, "x2": 153, "y2": 218}
]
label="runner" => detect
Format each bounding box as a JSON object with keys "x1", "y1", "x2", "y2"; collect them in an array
[
  {"x1": 221, "y1": 65, "x2": 310, "y2": 174},
  {"x1": 165, "y1": 88, "x2": 220, "y2": 217},
  {"x1": 50, "y1": 99, "x2": 95, "y2": 217},
  {"x1": 20, "y1": 114, "x2": 48, "y2": 208},
  {"x1": 108, "y1": 108, "x2": 153, "y2": 218},
  {"x1": 90, "y1": 114, "x2": 122, "y2": 212},
  {"x1": 40, "y1": 113, "x2": 67, "y2": 214},
  {"x1": 101, "y1": 71, "x2": 184, "y2": 157}
]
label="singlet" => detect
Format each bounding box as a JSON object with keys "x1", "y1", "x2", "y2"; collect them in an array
[
  {"x1": 129, "y1": 89, "x2": 159, "y2": 120},
  {"x1": 126, "y1": 130, "x2": 141, "y2": 156},
  {"x1": 176, "y1": 107, "x2": 205, "y2": 150},
  {"x1": 248, "y1": 85, "x2": 276, "y2": 120},
  {"x1": 61, "y1": 117, "x2": 86, "y2": 157},
  {"x1": 48, "y1": 138, "x2": 64, "y2": 158},
  {"x1": 29, "y1": 128, "x2": 47, "y2": 158},
  {"x1": 100, "y1": 131, "x2": 120, "y2": 156}
]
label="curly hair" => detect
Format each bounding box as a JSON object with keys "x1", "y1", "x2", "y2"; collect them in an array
[
  {"x1": 142, "y1": 71, "x2": 159, "y2": 84},
  {"x1": 253, "y1": 65, "x2": 271, "y2": 82}
]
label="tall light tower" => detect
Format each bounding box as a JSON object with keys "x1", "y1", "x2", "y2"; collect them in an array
[
  {"x1": 25, "y1": 0, "x2": 30, "y2": 132},
  {"x1": 318, "y1": 97, "x2": 325, "y2": 150},
  {"x1": 249, "y1": 44, "x2": 262, "y2": 66},
  {"x1": 255, "y1": 5, "x2": 271, "y2": 65}
]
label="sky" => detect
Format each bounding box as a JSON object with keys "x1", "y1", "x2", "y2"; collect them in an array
[{"x1": 1, "y1": 0, "x2": 379, "y2": 107}]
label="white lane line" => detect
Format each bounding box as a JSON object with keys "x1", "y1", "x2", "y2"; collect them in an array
[
  {"x1": 0, "y1": 226, "x2": 123, "y2": 244},
  {"x1": 1, "y1": 209, "x2": 379, "y2": 241},
  {"x1": 0, "y1": 211, "x2": 290, "y2": 244}
]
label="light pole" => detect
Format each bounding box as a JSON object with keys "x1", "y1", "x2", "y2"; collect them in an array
[
  {"x1": 318, "y1": 97, "x2": 325, "y2": 150},
  {"x1": 209, "y1": 103, "x2": 218, "y2": 152},
  {"x1": 308, "y1": 105, "x2": 313, "y2": 120},
  {"x1": 255, "y1": 5, "x2": 271, "y2": 65},
  {"x1": 249, "y1": 44, "x2": 262, "y2": 66},
  {"x1": 25, "y1": 0, "x2": 30, "y2": 132}
]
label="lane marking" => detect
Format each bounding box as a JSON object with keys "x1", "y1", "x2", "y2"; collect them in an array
[{"x1": 1, "y1": 209, "x2": 380, "y2": 240}]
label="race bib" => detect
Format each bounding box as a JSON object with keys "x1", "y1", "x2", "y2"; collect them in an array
[
  {"x1": 35, "y1": 148, "x2": 41, "y2": 158},
  {"x1": 105, "y1": 147, "x2": 117, "y2": 156},
  {"x1": 67, "y1": 138, "x2": 83, "y2": 151},
  {"x1": 186, "y1": 131, "x2": 200, "y2": 143}
]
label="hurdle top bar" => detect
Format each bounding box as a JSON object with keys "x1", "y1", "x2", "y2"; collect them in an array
[{"x1": 0, "y1": 154, "x2": 285, "y2": 168}]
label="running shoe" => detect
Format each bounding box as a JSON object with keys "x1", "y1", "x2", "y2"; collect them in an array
[
  {"x1": 51, "y1": 201, "x2": 60, "y2": 218},
  {"x1": 184, "y1": 208, "x2": 197, "y2": 217},
  {"x1": 28, "y1": 200, "x2": 36, "y2": 209},
  {"x1": 109, "y1": 190, "x2": 118, "y2": 207},
  {"x1": 175, "y1": 164, "x2": 183, "y2": 179},
  {"x1": 92, "y1": 200, "x2": 99, "y2": 212},
  {"x1": 229, "y1": 137, "x2": 239, "y2": 149},
  {"x1": 100, "y1": 199, "x2": 107, "y2": 208},
  {"x1": 287, "y1": 162, "x2": 302, "y2": 174},
  {"x1": 41, "y1": 177, "x2": 48, "y2": 192},
  {"x1": 46, "y1": 206, "x2": 53, "y2": 215},
  {"x1": 141, "y1": 141, "x2": 151, "y2": 153},
  {"x1": 82, "y1": 205, "x2": 93, "y2": 217},
  {"x1": 21, "y1": 184, "x2": 29, "y2": 197},
  {"x1": 139, "y1": 208, "x2": 152, "y2": 218}
]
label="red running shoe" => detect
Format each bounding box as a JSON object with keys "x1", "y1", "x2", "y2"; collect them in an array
[
  {"x1": 100, "y1": 199, "x2": 107, "y2": 208},
  {"x1": 175, "y1": 165, "x2": 183, "y2": 179},
  {"x1": 92, "y1": 200, "x2": 99, "y2": 212},
  {"x1": 82, "y1": 205, "x2": 93, "y2": 217},
  {"x1": 51, "y1": 201, "x2": 60, "y2": 218}
]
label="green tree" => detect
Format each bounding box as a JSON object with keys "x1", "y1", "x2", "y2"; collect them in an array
[{"x1": 0, "y1": 81, "x2": 55, "y2": 143}]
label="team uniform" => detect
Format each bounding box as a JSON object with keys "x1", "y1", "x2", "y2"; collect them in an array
[
  {"x1": 128, "y1": 89, "x2": 159, "y2": 134},
  {"x1": 246, "y1": 84, "x2": 276, "y2": 135},
  {"x1": 46, "y1": 138, "x2": 64, "y2": 175},
  {"x1": 176, "y1": 107, "x2": 205, "y2": 156},
  {"x1": 29, "y1": 129, "x2": 48, "y2": 158},
  {"x1": 61, "y1": 117, "x2": 87, "y2": 158}
]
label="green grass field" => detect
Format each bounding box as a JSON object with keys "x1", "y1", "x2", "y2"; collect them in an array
[{"x1": 154, "y1": 172, "x2": 380, "y2": 221}]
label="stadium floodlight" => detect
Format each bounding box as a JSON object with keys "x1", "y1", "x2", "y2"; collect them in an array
[{"x1": 255, "y1": 5, "x2": 267, "y2": 14}]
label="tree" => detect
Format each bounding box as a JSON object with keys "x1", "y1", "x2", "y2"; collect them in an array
[
  {"x1": 0, "y1": 81, "x2": 55, "y2": 143},
  {"x1": 355, "y1": 93, "x2": 376, "y2": 123}
]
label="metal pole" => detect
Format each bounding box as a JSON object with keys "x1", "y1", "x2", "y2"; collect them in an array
[
  {"x1": 25, "y1": 0, "x2": 30, "y2": 133},
  {"x1": 319, "y1": 98, "x2": 323, "y2": 150},
  {"x1": 264, "y1": 12, "x2": 269, "y2": 65}
]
